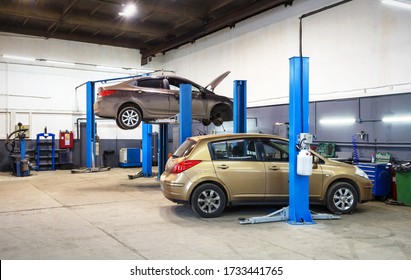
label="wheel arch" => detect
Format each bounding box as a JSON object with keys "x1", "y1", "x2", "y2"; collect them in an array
[
  {"x1": 210, "y1": 103, "x2": 233, "y2": 121},
  {"x1": 117, "y1": 102, "x2": 143, "y2": 118}
]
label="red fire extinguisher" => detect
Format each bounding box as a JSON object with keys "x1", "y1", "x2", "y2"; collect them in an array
[{"x1": 59, "y1": 130, "x2": 74, "y2": 149}]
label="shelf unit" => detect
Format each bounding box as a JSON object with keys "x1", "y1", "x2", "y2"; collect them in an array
[{"x1": 36, "y1": 133, "x2": 56, "y2": 171}]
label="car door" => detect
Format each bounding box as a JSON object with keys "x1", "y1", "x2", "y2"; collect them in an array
[
  {"x1": 261, "y1": 138, "x2": 323, "y2": 202},
  {"x1": 309, "y1": 154, "x2": 324, "y2": 200},
  {"x1": 211, "y1": 139, "x2": 266, "y2": 202},
  {"x1": 167, "y1": 77, "x2": 207, "y2": 118},
  {"x1": 133, "y1": 78, "x2": 170, "y2": 117},
  {"x1": 260, "y1": 138, "x2": 290, "y2": 201}
]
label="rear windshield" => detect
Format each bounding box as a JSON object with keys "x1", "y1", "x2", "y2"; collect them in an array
[{"x1": 173, "y1": 139, "x2": 197, "y2": 158}]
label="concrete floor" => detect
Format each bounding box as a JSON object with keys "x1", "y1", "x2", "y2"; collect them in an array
[{"x1": 0, "y1": 168, "x2": 410, "y2": 260}]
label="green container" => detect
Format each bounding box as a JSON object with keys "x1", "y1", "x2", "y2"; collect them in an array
[{"x1": 396, "y1": 171, "x2": 411, "y2": 206}]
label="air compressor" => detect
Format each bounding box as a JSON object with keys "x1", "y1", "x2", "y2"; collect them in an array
[
  {"x1": 5, "y1": 122, "x2": 31, "y2": 177},
  {"x1": 297, "y1": 133, "x2": 313, "y2": 176}
]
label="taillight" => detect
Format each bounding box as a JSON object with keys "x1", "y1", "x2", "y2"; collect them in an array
[
  {"x1": 99, "y1": 89, "x2": 116, "y2": 97},
  {"x1": 171, "y1": 160, "x2": 202, "y2": 174}
]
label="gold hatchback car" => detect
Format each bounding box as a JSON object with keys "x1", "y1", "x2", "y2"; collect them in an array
[{"x1": 160, "y1": 133, "x2": 373, "y2": 218}]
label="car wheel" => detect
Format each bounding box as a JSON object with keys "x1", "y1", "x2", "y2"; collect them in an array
[
  {"x1": 326, "y1": 182, "x2": 358, "y2": 214},
  {"x1": 201, "y1": 119, "x2": 212, "y2": 126},
  {"x1": 117, "y1": 105, "x2": 142, "y2": 130},
  {"x1": 115, "y1": 118, "x2": 126, "y2": 130},
  {"x1": 191, "y1": 183, "x2": 226, "y2": 218}
]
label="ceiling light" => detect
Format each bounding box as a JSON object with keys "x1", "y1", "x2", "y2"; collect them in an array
[
  {"x1": 382, "y1": 0, "x2": 411, "y2": 10},
  {"x1": 382, "y1": 115, "x2": 411, "y2": 122},
  {"x1": 44, "y1": 60, "x2": 75, "y2": 66},
  {"x1": 2, "y1": 54, "x2": 36, "y2": 62},
  {"x1": 119, "y1": 3, "x2": 137, "y2": 17},
  {"x1": 96, "y1": 65, "x2": 125, "y2": 71},
  {"x1": 319, "y1": 118, "x2": 356, "y2": 125}
]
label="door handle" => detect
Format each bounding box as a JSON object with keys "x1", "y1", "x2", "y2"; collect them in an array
[
  {"x1": 268, "y1": 166, "x2": 279, "y2": 171},
  {"x1": 217, "y1": 164, "x2": 229, "y2": 169}
]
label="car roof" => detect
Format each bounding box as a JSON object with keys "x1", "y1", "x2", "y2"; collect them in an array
[{"x1": 188, "y1": 133, "x2": 288, "y2": 143}]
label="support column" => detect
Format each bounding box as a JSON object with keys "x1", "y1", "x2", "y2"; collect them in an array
[
  {"x1": 142, "y1": 122, "x2": 153, "y2": 177},
  {"x1": 288, "y1": 56, "x2": 314, "y2": 225},
  {"x1": 157, "y1": 124, "x2": 168, "y2": 180},
  {"x1": 233, "y1": 80, "x2": 247, "y2": 133},
  {"x1": 85, "y1": 81, "x2": 96, "y2": 169},
  {"x1": 179, "y1": 84, "x2": 192, "y2": 145}
]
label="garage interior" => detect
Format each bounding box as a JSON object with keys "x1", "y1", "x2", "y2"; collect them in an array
[{"x1": 1, "y1": 0, "x2": 411, "y2": 261}]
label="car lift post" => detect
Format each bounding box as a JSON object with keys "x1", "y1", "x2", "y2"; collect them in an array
[
  {"x1": 239, "y1": 57, "x2": 340, "y2": 224},
  {"x1": 85, "y1": 81, "x2": 96, "y2": 169},
  {"x1": 141, "y1": 122, "x2": 153, "y2": 177},
  {"x1": 179, "y1": 84, "x2": 192, "y2": 144},
  {"x1": 71, "y1": 80, "x2": 111, "y2": 173},
  {"x1": 157, "y1": 124, "x2": 168, "y2": 180},
  {"x1": 233, "y1": 80, "x2": 247, "y2": 133},
  {"x1": 287, "y1": 56, "x2": 314, "y2": 225}
]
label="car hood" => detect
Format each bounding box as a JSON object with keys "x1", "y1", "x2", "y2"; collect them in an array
[{"x1": 205, "y1": 71, "x2": 231, "y2": 91}]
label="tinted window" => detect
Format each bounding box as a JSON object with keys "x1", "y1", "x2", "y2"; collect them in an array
[
  {"x1": 173, "y1": 139, "x2": 197, "y2": 158},
  {"x1": 210, "y1": 139, "x2": 259, "y2": 161},
  {"x1": 261, "y1": 139, "x2": 289, "y2": 162},
  {"x1": 136, "y1": 78, "x2": 164, "y2": 89}
]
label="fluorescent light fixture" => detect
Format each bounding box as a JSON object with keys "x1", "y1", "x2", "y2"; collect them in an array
[
  {"x1": 96, "y1": 65, "x2": 125, "y2": 71},
  {"x1": 44, "y1": 60, "x2": 75, "y2": 66},
  {"x1": 2, "y1": 54, "x2": 36, "y2": 62},
  {"x1": 131, "y1": 68, "x2": 154, "y2": 73},
  {"x1": 382, "y1": 115, "x2": 411, "y2": 122},
  {"x1": 319, "y1": 118, "x2": 356, "y2": 125},
  {"x1": 119, "y1": 3, "x2": 137, "y2": 17},
  {"x1": 382, "y1": 0, "x2": 411, "y2": 9}
]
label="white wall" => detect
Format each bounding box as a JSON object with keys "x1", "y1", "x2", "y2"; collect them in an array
[
  {"x1": 2, "y1": 0, "x2": 411, "y2": 139},
  {"x1": 148, "y1": 0, "x2": 411, "y2": 107},
  {"x1": 0, "y1": 32, "x2": 155, "y2": 139}
]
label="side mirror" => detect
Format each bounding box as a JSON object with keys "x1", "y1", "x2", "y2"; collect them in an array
[{"x1": 313, "y1": 156, "x2": 319, "y2": 169}]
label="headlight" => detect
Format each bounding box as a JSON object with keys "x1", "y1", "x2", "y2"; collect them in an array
[{"x1": 355, "y1": 166, "x2": 369, "y2": 179}]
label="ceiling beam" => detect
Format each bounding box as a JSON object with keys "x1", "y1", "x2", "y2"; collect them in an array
[{"x1": 0, "y1": 3, "x2": 166, "y2": 37}]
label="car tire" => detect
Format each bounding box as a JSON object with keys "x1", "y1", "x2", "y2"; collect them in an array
[
  {"x1": 201, "y1": 119, "x2": 212, "y2": 126},
  {"x1": 326, "y1": 182, "x2": 358, "y2": 214},
  {"x1": 116, "y1": 117, "x2": 126, "y2": 130},
  {"x1": 191, "y1": 183, "x2": 226, "y2": 218},
  {"x1": 117, "y1": 105, "x2": 142, "y2": 130}
]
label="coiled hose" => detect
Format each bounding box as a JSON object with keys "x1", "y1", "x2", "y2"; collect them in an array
[{"x1": 352, "y1": 134, "x2": 359, "y2": 164}]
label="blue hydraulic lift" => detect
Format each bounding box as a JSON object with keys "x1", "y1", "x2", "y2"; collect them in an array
[
  {"x1": 179, "y1": 84, "x2": 193, "y2": 144},
  {"x1": 233, "y1": 80, "x2": 247, "y2": 133},
  {"x1": 79, "y1": 75, "x2": 249, "y2": 181},
  {"x1": 75, "y1": 75, "x2": 145, "y2": 173},
  {"x1": 239, "y1": 57, "x2": 340, "y2": 225}
]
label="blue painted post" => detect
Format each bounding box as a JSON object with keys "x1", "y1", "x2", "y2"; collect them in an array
[
  {"x1": 20, "y1": 138, "x2": 25, "y2": 160},
  {"x1": 86, "y1": 81, "x2": 96, "y2": 169},
  {"x1": 288, "y1": 56, "x2": 314, "y2": 225},
  {"x1": 142, "y1": 122, "x2": 153, "y2": 177},
  {"x1": 233, "y1": 80, "x2": 247, "y2": 133},
  {"x1": 157, "y1": 124, "x2": 168, "y2": 181},
  {"x1": 179, "y1": 84, "x2": 192, "y2": 145}
]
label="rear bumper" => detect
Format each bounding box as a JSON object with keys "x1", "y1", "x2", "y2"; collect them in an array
[
  {"x1": 160, "y1": 173, "x2": 192, "y2": 203},
  {"x1": 93, "y1": 99, "x2": 117, "y2": 118}
]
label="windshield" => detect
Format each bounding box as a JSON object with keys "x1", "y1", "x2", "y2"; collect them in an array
[{"x1": 173, "y1": 139, "x2": 197, "y2": 158}]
